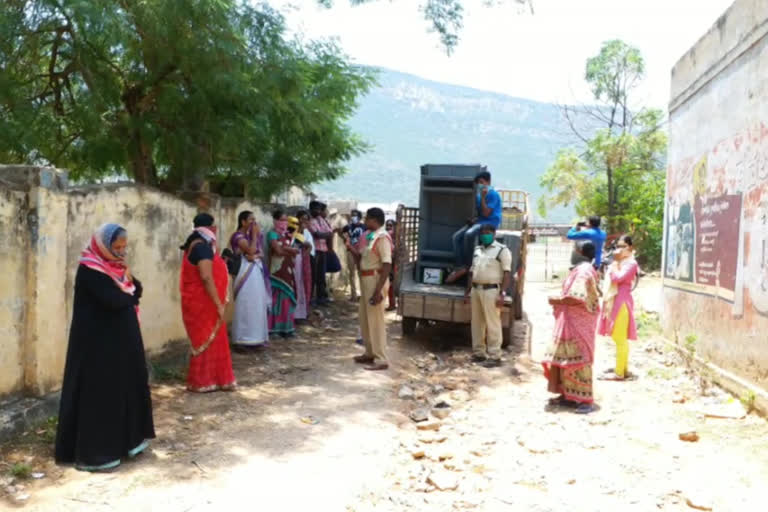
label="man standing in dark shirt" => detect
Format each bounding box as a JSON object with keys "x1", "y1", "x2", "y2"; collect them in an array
[{"x1": 342, "y1": 209, "x2": 365, "y2": 301}]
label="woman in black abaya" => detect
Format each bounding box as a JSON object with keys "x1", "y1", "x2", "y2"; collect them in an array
[{"x1": 55, "y1": 223, "x2": 155, "y2": 472}]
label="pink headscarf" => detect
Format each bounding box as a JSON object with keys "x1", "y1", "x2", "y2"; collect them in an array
[{"x1": 79, "y1": 223, "x2": 136, "y2": 296}]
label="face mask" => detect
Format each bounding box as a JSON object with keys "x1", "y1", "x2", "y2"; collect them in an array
[
  {"x1": 351, "y1": 216, "x2": 360, "y2": 224},
  {"x1": 479, "y1": 233, "x2": 494, "y2": 246}
]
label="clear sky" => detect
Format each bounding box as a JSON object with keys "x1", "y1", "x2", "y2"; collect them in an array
[{"x1": 274, "y1": 0, "x2": 733, "y2": 108}]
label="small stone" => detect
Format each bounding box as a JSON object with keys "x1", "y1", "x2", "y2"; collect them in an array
[
  {"x1": 410, "y1": 408, "x2": 430, "y2": 422},
  {"x1": 443, "y1": 379, "x2": 460, "y2": 391},
  {"x1": 685, "y1": 497, "x2": 713, "y2": 511},
  {"x1": 431, "y1": 401, "x2": 451, "y2": 420},
  {"x1": 450, "y1": 389, "x2": 471, "y2": 402},
  {"x1": 410, "y1": 449, "x2": 426, "y2": 460},
  {"x1": 14, "y1": 493, "x2": 30, "y2": 502},
  {"x1": 418, "y1": 433, "x2": 447, "y2": 444},
  {"x1": 31, "y1": 473, "x2": 45, "y2": 480},
  {"x1": 443, "y1": 461, "x2": 464, "y2": 471},
  {"x1": 678, "y1": 431, "x2": 700, "y2": 442},
  {"x1": 399, "y1": 385, "x2": 415, "y2": 400},
  {"x1": 417, "y1": 421, "x2": 441, "y2": 431},
  {"x1": 427, "y1": 470, "x2": 459, "y2": 491},
  {"x1": 437, "y1": 452, "x2": 454, "y2": 461},
  {"x1": 432, "y1": 385, "x2": 445, "y2": 394}
]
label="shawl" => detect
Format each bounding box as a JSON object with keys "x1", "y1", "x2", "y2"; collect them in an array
[{"x1": 79, "y1": 223, "x2": 135, "y2": 296}]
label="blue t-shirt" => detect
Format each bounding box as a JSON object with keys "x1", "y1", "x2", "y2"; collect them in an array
[
  {"x1": 567, "y1": 227, "x2": 607, "y2": 265},
  {"x1": 476, "y1": 187, "x2": 502, "y2": 229}
]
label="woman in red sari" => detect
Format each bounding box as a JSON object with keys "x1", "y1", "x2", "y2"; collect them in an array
[
  {"x1": 542, "y1": 241, "x2": 600, "y2": 414},
  {"x1": 180, "y1": 213, "x2": 236, "y2": 392}
]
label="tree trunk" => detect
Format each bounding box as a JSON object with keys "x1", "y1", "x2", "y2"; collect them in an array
[{"x1": 607, "y1": 164, "x2": 615, "y2": 229}]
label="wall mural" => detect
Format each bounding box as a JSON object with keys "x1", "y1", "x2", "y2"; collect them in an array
[{"x1": 664, "y1": 122, "x2": 768, "y2": 316}]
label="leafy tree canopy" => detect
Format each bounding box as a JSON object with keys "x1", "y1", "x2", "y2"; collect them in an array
[
  {"x1": 538, "y1": 40, "x2": 667, "y2": 269},
  {"x1": 0, "y1": 0, "x2": 375, "y2": 198}
]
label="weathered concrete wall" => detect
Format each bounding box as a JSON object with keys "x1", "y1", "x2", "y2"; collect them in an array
[
  {"x1": 0, "y1": 185, "x2": 29, "y2": 396},
  {"x1": 0, "y1": 167, "x2": 308, "y2": 400},
  {"x1": 664, "y1": 0, "x2": 768, "y2": 389}
]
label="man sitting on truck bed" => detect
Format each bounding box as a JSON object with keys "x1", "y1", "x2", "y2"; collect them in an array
[
  {"x1": 446, "y1": 170, "x2": 503, "y2": 284},
  {"x1": 465, "y1": 224, "x2": 512, "y2": 367}
]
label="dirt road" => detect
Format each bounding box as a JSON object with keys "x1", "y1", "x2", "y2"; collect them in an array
[{"x1": 2, "y1": 279, "x2": 767, "y2": 511}]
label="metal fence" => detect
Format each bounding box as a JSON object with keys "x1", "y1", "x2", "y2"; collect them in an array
[{"x1": 526, "y1": 239, "x2": 573, "y2": 282}]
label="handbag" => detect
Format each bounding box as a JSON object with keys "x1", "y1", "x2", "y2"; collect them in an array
[
  {"x1": 221, "y1": 249, "x2": 241, "y2": 277},
  {"x1": 326, "y1": 250, "x2": 342, "y2": 273}
]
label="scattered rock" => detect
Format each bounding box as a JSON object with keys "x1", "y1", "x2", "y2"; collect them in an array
[
  {"x1": 517, "y1": 438, "x2": 549, "y2": 454},
  {"x1": 14, "y1": 493, "x2": 30, "y2": 503},
  {"x1": 417, "y1": 421, "x2": 441, "y2": 432},
  {"x1": 432, "y1": 384, "x2": 445, "y2": 394},
  {"x1": 31, "y1": 473, "x2": 45, "y2": 480},
  {"x1": 398, "y1": 385, "x2": 415, "y2": 400},
  {"x1": 701, "y1": 402, "x2": 747, "y2": 420},
  {"x1": 678, "y1": 431, "x2": 700, "y2": 443},
  {"x1": 410, "y1": 408, "x2": 430, "y2": 423},
  {"x1": 685, "y1": 496, "x2": 713, "y2": 511},
  {"x1": 431, "y1": 401, "x2": 451, "y2": 419},
  {"x1": 443, "y1": 379, "x2": 460, "y2": 391},
  {"x1": 450, "y1": 389, "x2": 471, "y2": 402},
  {"x1": 443, "y1": 461, "x2": 465, "y2": 472},
  {"x1": 410, "y1": 449, "x2": 426, "y2": 460},
  {"x1": 427, "y1": 470, "x2": 459, "y2": 491},
  {"x1": 418, "y1": 433, "x2": 447, "y2": 444}
]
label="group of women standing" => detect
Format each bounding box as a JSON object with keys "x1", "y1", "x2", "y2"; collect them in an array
[
  {"x1": 56, "y1": 209, "x2": 318, "y2": 471},
  {"x1": 542, "y1": 235, "x2": 639, "y2": 414}
]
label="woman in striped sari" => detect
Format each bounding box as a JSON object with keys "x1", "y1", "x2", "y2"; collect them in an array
[
  {"x1": 230, "y1": 211, "x2": 271, "y2": 349},
  {"x1": 542, "y1": 241, "x2": 600, "y2": 414},
  {"x1": 267, "y1": 210, "x2": 300, "y2": 337}
]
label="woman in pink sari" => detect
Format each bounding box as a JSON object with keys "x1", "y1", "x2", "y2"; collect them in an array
[{"x1": 542, "y1": 241, "x2": 600, "y2": 414}]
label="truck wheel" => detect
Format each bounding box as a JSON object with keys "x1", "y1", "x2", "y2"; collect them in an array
[
  {"x1": 402, "y1": 317, "x2": 417, "y2": 336},
  {"x1": 514, "y1": 289, "x2": 523, "y2": 320},
  {"x1": 502, "y1": 321, "x2": 514, "y2": 348}
]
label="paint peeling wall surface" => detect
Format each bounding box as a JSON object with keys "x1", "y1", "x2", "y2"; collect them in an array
[
  {"x1": 664, "y1": 0, "x2": 768, "y2": 388},
  {"x1": 0, "y1": 168, "x2": 289, "y2": 399},
  {"x1": 0, "y1": 187, "x2": 28, "y2": 396}
]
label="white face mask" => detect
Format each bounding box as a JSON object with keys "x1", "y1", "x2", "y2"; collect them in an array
[{"x1": 351, "y1": 216, "x2": 360, "y2": 224}]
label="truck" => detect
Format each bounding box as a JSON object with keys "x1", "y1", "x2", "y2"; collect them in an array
[{"x1": 393, "y1": 164, "x2": 529, "y2": 346}]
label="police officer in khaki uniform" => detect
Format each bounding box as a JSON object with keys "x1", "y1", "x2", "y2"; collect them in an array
[
  {"x1": 345, "y1": 208, "x2": 392, "y2": 371},
  {"x1": 465, "y1": 224, "x2": 512, "y2": 367}
]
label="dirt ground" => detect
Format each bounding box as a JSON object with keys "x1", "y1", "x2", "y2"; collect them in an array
[{"x1": 2, "y1": 278, "x2": 768, "y2": 511}]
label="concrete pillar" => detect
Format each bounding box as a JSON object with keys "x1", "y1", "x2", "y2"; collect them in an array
[{"x1": 1, "y1": 166, "x2": 70, "y2": 396}]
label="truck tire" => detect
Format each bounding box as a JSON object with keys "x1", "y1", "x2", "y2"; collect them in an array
[
  {"x1": 502, "y1": 320, "x2": 514, "y2": 348},
  {"x1": 402, "y1": 317, "x2": 417, "y2": 336}
]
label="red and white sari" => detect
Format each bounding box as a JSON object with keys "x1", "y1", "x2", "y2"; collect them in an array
[{"x1": 542, "y1": 262, "x2": 600, "y2": 404}]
